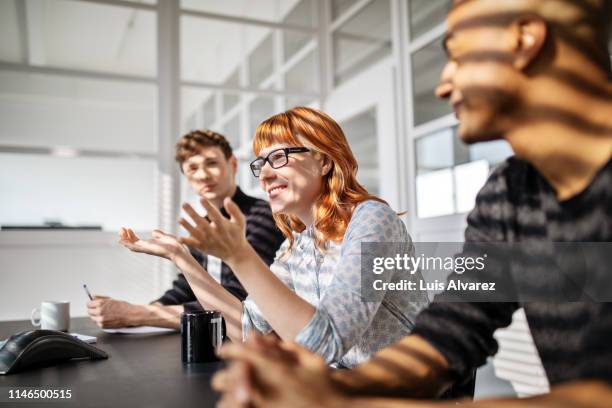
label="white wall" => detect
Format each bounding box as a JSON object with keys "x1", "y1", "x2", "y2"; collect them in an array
[
  {"x1": 0, "y1": 230, "x2": 170, "y2": 321},
  {"x1": 0, "y1": 67, "x2": 166, "y2": 322},
  {"x1": 0, "y1": 71, "x2": 157, "y2": 152},
  {"x1": 0, "y1": 154, "x2": 158, "y2": 230}
]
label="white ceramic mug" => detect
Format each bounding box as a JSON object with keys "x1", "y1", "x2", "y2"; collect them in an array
[{"x1": 31, "y1": 301, "x2": 70, "y2": 332}]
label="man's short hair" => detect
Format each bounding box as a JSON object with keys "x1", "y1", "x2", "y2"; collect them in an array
[
  {"x1": 451, "y1": 0, "x2": 612, "y2": 73},
  {"x1": 175, "y1": 130, "x2": 233, "y2": 169}
]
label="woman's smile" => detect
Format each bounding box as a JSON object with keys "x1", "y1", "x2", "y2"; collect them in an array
[{"x1": 267, "y1": 184, "x2": 287, "y2": 199}]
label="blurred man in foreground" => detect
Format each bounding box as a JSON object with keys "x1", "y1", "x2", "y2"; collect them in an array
[{"x1": 212, "y1": 0, "x2": 612, "y2": 406}]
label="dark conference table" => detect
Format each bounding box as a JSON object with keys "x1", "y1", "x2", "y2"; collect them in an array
[{"x1": 0, "y1": 317, "x2": 221, "y2": 407}]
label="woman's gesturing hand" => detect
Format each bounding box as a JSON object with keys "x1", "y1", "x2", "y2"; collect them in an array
[
  {"x1": 179, "y1": 197, "x2": 250, "y2": 266},
  {"x1": 119, "y1": 227, "x2": 189, "y2": 261}
]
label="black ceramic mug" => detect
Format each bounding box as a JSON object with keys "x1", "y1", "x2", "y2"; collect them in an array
[{"x1": 181, "y1": 310, "x2": 223, "y2": 363}]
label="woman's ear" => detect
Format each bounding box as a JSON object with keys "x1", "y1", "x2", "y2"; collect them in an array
[{"x1": 321, "y1": 155, "x2": 333, "y2": 176}]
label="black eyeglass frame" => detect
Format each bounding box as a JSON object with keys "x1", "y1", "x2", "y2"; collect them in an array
[{"x1": 249, "y1": 147, "x2": 311, "y2": 177}]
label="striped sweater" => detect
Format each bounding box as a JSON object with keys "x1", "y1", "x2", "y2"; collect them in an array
[
  {"x1": 155, "y1": 187, "x2": 285, "y2": 310},
  {"x1": 413, "y1": 157, "x2": 612, "y2": 386}
]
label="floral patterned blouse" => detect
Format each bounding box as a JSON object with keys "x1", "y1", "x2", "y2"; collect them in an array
[{"x1": 242, "y1": 200, "x2": 429, "y2": 368}]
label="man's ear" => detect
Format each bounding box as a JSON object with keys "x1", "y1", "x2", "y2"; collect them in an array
[
  {"x1": 229, "y1": 155, "x2": 238, "y2": 174},
  {"x1": 511, "y1": 15, "x2": 548, "y2": 71}
]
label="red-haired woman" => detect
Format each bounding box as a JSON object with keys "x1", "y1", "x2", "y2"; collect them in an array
[{"x1": 120, "y1": 107, "x2": 428, "y2": 367}]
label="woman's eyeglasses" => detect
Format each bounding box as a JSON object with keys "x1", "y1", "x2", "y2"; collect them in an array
[{"x1": 249, "y1": 147, "x2": 310, "y2": 177}]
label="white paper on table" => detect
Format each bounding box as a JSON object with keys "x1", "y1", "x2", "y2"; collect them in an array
[{"x1": 103, "y1": 326, "x2": 177, "y2": 334}]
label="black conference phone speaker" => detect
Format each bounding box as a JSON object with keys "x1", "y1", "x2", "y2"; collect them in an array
[{"x1": 0, "y1": 330, "x2": 108, "y2": 375}]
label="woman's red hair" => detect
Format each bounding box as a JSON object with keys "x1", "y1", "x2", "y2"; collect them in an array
[{"x1": 253, "y1": 107, "x2": 386, "y2": 251}]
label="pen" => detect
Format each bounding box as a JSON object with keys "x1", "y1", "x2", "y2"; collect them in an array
[{"x1": 83, "y1": 284, "x2": 94, "y2": 301}]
